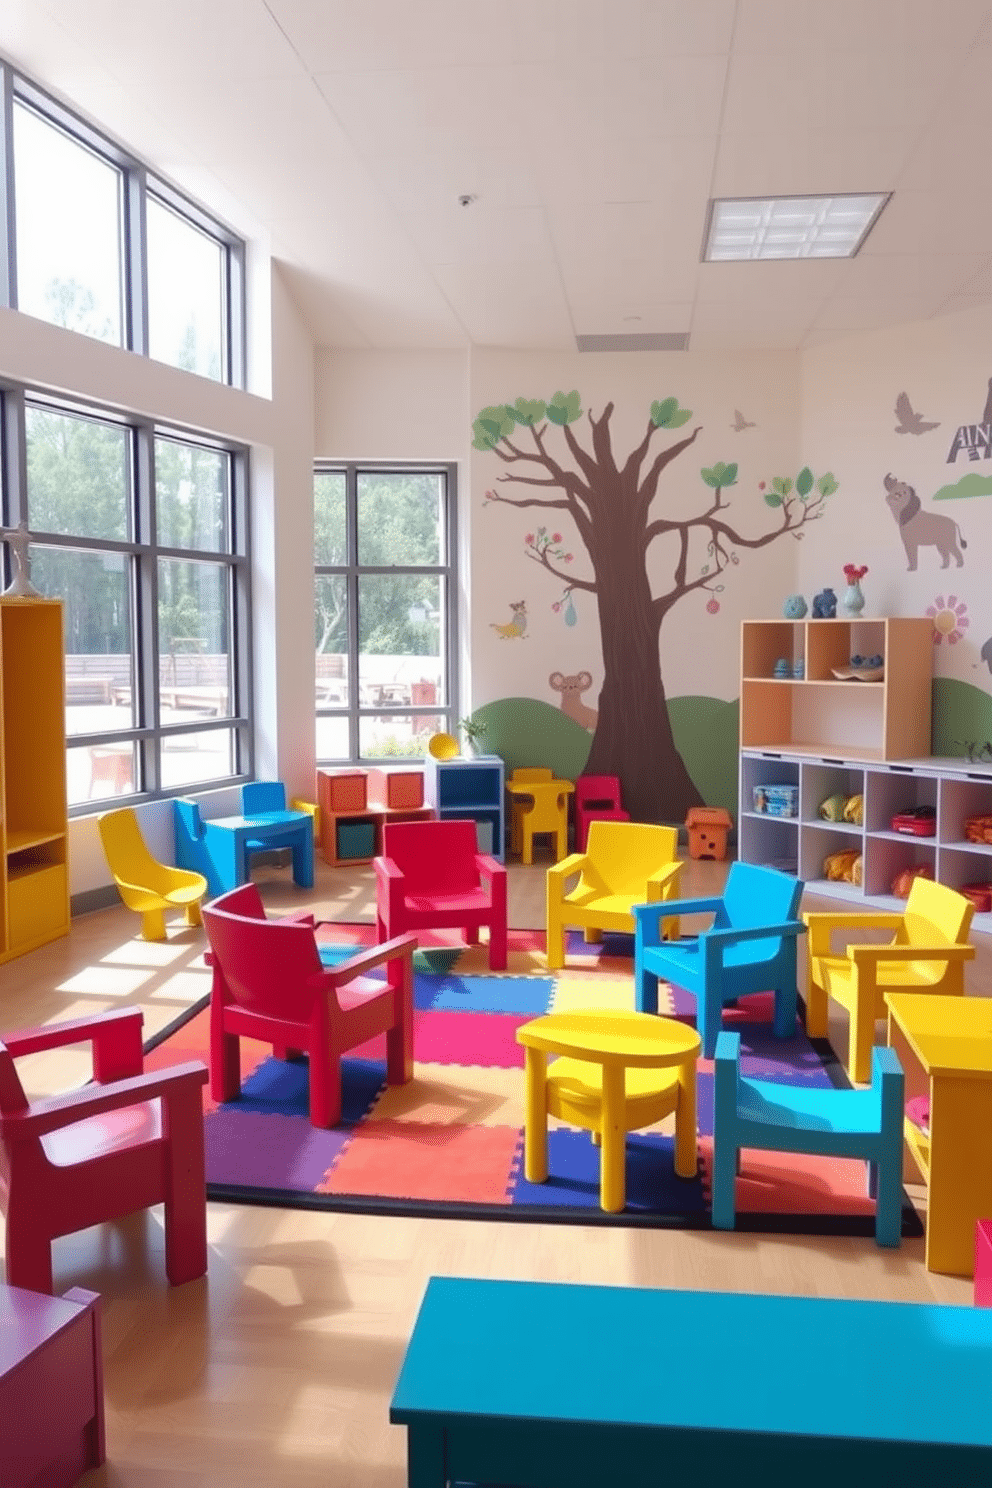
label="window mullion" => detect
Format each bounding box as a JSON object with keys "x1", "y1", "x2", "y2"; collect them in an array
[
  {"x1": 124, "y1": 164, "x2": 148, "y2": 357},
  {"x1": 134, "y1": 424, "x2": 159, "y2": 791},
  {"x1": 0, "y1": 63, "x2": 15, "y2": 309}
]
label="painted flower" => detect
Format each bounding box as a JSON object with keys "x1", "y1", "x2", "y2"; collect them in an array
[
  {"x1": 927, "y1": 594, "x2": 970, "y2": 645},
  {"x1": 551, "y1": 532, "x2": 562, "y2": 542}
]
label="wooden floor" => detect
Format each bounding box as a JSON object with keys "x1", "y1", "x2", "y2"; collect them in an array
[{"x1": 1, "y1": 853, "x2": 989, "y2": 1487}]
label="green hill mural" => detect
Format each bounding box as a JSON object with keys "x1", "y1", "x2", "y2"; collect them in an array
[
  {"x1": 931, "y1": 676, "x2": 992, "y2": 756},
  {"x1": 474, "y1": 694, "x2": 739, "y2": 825}
]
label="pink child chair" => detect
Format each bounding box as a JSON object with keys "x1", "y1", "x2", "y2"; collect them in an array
[{"x1": 574, "y1": 774, "x2": 630, "y2": 852}]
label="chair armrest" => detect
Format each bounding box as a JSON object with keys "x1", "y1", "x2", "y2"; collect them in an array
[
  {"x1": 313, "y1": 933, "x2": 418, "y2": 985},
  {"x1": 632, "y1": 895, "x2": 721, "y2": 939},
  {"x1": 646, "y1": 861, "x2": 683, "y2": 899},
  {"x1": 2, "y1": 1007, "x2": 145, "y2": 1083},
  {"x1": 848, "y1": 942, "x2": 976, "y2": 965},
  {"x1": 803, "y1": 910, "x2": 902, "y2": 956},
  {"x1": 475, "y1": 853, "x2": 506, "y2": 884},
  {"x1": 547, "y1": 852, "x2": 586, "y2": 887},
  {"x1": 281, "y1": 909, "x2": 316, "y2": 927},
  {"x1": 714, "y1": 1030, "x2": 741, "y2": 1068},
  {"x1": 374, "y1": 856, "x2": 403, "y2": 884},
  {"x1": 1, "y1": 1060, "x2": 208, "y2": 1141},
  {"x1": 702, "y1": 919, "x2": 806, "y2": 949}
]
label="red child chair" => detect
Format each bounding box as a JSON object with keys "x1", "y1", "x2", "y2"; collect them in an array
[
  {"x1": 202, "y1": 882, "x2": 416, "y2": 1129},
  {"x1": 0, "y1": 1007, "x2": 208, "y2": 1295},
  {"x1": 574, "y1": 774, "x2": 630, "y2": 853},
  {"x1": 375, "y1": 818, "x2": 508, "y2": 970}
]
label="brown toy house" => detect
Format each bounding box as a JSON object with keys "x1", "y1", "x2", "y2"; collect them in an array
[{"x1": 685, "y1": 806, "x2": 733, "y2": 861}]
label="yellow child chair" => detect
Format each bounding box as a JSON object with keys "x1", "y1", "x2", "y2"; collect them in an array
[
  {"x1": 507, "y1": 768, "x2": 574, "y2": 865},
  {"x1": 545, "y1": 819, "x2": 682, "y2": 971},
  {"x1": 805, "y1": 877, "x2": 976, "y2": 1084},
  {"x1": 98, "y1": 806, "x2": 208, "y2": 941}
]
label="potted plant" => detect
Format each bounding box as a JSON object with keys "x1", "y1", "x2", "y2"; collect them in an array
[{"x1": 458, "y1": 715, "x2": 488, "y2": 757}]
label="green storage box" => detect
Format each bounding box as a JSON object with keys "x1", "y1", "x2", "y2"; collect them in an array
[{"x1": 336, "y1": 819, "x2": 377, "y2": 861}]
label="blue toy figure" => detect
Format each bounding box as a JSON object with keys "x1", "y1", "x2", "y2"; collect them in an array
[
  {"x1": 782, "y1": 593, "x2": 807, "y2": 619},
  {"x1": 811, "y1": 586, "x2": 837, "y2": 618}
]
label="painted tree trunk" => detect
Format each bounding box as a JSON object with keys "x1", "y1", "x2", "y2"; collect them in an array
[{"x1": 582, "y1": 509, "x2": 702, "y2": 824}]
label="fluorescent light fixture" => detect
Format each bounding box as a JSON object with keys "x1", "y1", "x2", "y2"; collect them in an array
[{"x1": 703, "y1": 193, "x2": 889, "y2": 261}]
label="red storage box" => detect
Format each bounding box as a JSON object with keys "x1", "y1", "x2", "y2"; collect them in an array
[
  {"x1": 891, "y1": 807, "x2": 936, "y2": 836},
  {"x1": 959, "y1": 883, "x2": 992, "y2": 913},
  {"x1": 319, "y1": 769, "x2": 368, "y2": 812}
]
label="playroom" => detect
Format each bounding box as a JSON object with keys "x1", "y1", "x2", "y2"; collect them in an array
[{"x1": 3, "y1": 7, "x2": 992, "y2": 1487}]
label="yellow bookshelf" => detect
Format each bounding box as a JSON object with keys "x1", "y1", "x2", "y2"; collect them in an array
[{"x1": 0, "y1": 597, "x2": 70, "y2": 962}]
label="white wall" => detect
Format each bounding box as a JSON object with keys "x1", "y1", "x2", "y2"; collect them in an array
[{"x1": 799, "y1": 303, "x2": 992, "y2": 699}]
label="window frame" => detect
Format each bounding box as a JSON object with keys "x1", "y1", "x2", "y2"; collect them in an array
[
  {"x1": 314, "y1": 461, "x2": 459, "y2": 763},
  {"x1": 0, "y1": 60, "x2": 246, "y2": 387},
  {"x1": 1, "y1": 381, "x2": 253, "y2": 813}
]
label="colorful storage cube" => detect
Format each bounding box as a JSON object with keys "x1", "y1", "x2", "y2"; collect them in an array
[
  {"x1": 369, "y1": 768, "x2": 424, "y2": 810},
  {"x1": 320, "y1": 770, "x2": 367, "y2": 812},
  {"x1": 336, "y1": 820, "x2": 377, "y2": 861}
]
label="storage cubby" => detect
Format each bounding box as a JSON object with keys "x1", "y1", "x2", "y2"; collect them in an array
[
  {"x1": 0, "y1": 598, "x2": 70, "y2": 963},
  {"x1": 423, "y1": 754, "x2": 505, "y2": 861},
  {"x1": 739, "y1": 617, "x2": 933, "y2": 760},
  {"x1": 740, "y1": 748, "x2": 992, "y2": 930}
]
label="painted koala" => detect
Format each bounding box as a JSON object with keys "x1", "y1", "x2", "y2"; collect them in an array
[{"x1": 883, "y1": 473, "x2": 967, "y2": 570}]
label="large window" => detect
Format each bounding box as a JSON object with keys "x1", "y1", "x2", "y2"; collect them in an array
[
  {"x1": 3, "y1": 65, "x2": 245, "y2": 385},
  {"x1": 3, "y1": 392, "x2": 251, "y2": 809},
  {"x1": 315, "y1": 465, "x2": 457, "y2": 761}
]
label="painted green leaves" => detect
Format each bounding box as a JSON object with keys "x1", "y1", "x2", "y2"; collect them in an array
[
  {"x1": 701, "y1": 461, "x2": 738, "y2": 489},
  {"x1": 472, "y1": 405, "x2": 516, "y2": 451},
  {"x1": 762, "y1": 468, "x2": 838, "y2": 507},
  {"x1": 545, "y1": 390, "x2": 583, "y2": 426},
  {"x1": 650, "y1": 396, "x2": 692, "y2": 429}
]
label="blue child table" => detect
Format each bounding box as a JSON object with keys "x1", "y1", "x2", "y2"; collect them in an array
[{"x1": 390, "y1": 1276, "x2": 992, "y2": 1487}]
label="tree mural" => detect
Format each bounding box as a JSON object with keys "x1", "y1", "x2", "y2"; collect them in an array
[{"x1": 473, "y1": 392, "x2": 838, "y2": 823}]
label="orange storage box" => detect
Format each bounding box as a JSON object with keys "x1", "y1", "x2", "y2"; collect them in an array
[
  {"x1": 319, "y1": 770, "x2": 367, "y2": 812},
  {"x1": 368, "y1": 768, "x2": 424, "y2": 810},
  {"x1": 685, "y1": 807, "x2": 733, "y2": 861}
]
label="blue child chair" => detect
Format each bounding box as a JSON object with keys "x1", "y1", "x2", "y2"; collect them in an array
[
  {"x1": 712, "y1": 1031, "x2": 905, "y2": 1247},
  {"x1": 632, "y1": 860, "x2": 806, "y2": 1057}
]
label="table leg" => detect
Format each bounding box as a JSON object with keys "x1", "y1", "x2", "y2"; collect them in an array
[
  {"x1": 600, "y1": 1063, "x2": 626, "y2": 1212},
  {"x1": 674, "y1": 1055, "x2": 698, "y2": 1179},
  {"x1": 291, "y1": 825, "x2": 315, "y2": 888},
  {"x1": 523, "y1": 1047, "x2": 548, "y2": 1183},
  {"x1": 407, "y1": 1423, "x2": 446, "y2": 1488},
  {"x1": 926, "y1": 1076, "x2": 992, "y2": 1276}
]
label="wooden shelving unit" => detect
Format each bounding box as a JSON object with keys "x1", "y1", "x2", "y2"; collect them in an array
[
  {"x1": 0, "y1": 597, "x2": 70, "y2": 963},
  {"x1": 740, "y1": 617, "x2": 934, "y2": 760},
  {"x1": 423, "y1": 753, "x2": 505, "y2": 861}
]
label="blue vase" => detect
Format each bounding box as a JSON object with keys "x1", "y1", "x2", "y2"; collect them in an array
[{"x1": 842, "y1": 581, "x2": 865, "y2": 617}]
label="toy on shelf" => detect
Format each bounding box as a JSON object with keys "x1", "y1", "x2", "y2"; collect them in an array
[
  {"x1": 823, "y1": 849, "x2": 862, "y2": 884},
  {"x1": 892, "y1": 805, "x2": 936, "y2": 836},
  {"x1": 843, "y1": 793, "x2": 864, "y2": 825},
  {"x1": 891, "y1": 864, "x2": 933, "y2": 898},
  {"x1": 773, "y1": 657, "x2": 790, "y2": 678},
  {"x1": 960, "y1": 883, "x2": 992, "y2": 913},
  {"x1": 964, "y1": 814, "x2": 992, "y2": 844},
  {"x1": 819, "y1": 793, "x2": 847, "y2": 822},
  {"x1": 685, "y1": 806, "x2": 733, "y2": 861},
  {"x1": 751, "y1": 783, "x2": 798, "y2": 816},
  {"x1": 782, "y1": 593, "x2": 807, "y2": 618},
  {"x1": 811, "y1": 587, "x2": 837, "y2": 618}
]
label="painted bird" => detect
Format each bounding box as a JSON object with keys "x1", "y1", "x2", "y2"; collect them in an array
[{"x1": 894, "y1": 391, "x2": 939, "y2": 434}]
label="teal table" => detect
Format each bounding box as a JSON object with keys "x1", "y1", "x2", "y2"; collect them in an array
[{"x1": 390, "y1": 1277, "x2": 992, "y2": 1486}]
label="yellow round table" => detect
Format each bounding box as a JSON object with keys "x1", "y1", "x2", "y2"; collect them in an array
[{"x1": 516, "y1": 1008, "x2": 701, "y2": 1212}]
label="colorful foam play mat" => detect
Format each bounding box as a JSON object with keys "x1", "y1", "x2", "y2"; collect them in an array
[{"x1": 145, "y1": 926, "x2": 923, "y2": 1236}]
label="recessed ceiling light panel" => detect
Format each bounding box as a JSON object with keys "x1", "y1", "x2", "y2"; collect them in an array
[{"x1": 703, "y1": 193, "x2": 889, "y2": 262}]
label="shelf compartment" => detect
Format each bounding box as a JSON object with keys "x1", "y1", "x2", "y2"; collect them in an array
[{"x1": 6, "y1": 861, "x2": 69, "y2": 953}]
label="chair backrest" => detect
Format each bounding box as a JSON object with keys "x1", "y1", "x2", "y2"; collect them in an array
[
  {"x1": 98, "y1": 807, "x2": 162, "y2": 887},
  {"x1": 576, "y1": 774, "x2": 623, "y2": 812},
  {"x1": 173, "y1": 797, "x2": 205, "y2": 844},
  {"x1": 583, "y1": 820, "x2": 677, "y2": 895},
  {"x1": 202, "y1": 890, "x2": 324, "y2": 1024},
  {"x1": 509, "y1": 768, "x2": 553, "y2": 786},
  {"x1": 242, "y1": 780, "x2": 287, "y2": 815},
  {"x1": 902, "y1": 877, "x2": 974, "y2": 947},
  {"x1": 381, "y1": 818, "x2": 482, "y2": 894},
  {"x1": 721, "y1": 861, "x2": 803, "y2": 930}
]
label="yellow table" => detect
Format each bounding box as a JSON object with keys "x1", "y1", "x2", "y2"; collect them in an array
[
  {"x1": 516, "y1": 1008, "x2": 701, "y2": 1212},
  {"x1": 507, "y1": 778, "x2": 574, "y2": 864},
  {"x1": 885, "y1": 991, "x2": 992, "y2": 1276}
]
